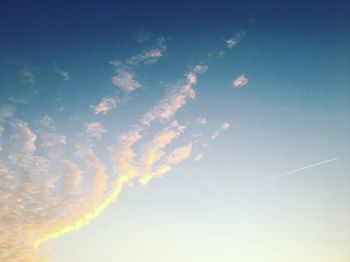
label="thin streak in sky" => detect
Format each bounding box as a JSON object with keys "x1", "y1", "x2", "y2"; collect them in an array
[
  {"x1": 262, "y1": 157, "x2": 338, "y2": 182},
  {"x1": 265, "y1": 106, "x2": 289, "y2": 115}
]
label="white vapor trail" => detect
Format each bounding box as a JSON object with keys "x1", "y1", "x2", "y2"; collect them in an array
[{"x1": 262, "y1": 158, "x2": 338, "y2": 182}]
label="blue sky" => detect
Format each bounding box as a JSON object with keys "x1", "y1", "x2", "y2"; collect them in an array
[{"x1": 0, "y1": 1, "x2": 349, "y2": 261}]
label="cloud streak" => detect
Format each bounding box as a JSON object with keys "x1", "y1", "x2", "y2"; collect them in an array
[
  {"x1": 210, "y1": 121, "x2": 230, "y2": 140},
  {"x1": 94, "y1": 97, "x2": 118, "y2": 115},
  {"x1": 262, "y1": 158, "x2": 338, "y2": 182}
]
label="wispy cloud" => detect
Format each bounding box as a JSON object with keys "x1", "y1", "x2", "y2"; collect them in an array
[
  {"x1": 85, "y1": 122, "x2": 106, "y2": 139},
  {"x1": 225, "y1": 32, "x2": 245, "y2": 49},
  {"x1": 141, "y1": 65, "x2": 207, "y2": 126},
  {"x1": 17, "y1": 64, "x2": 39, "y2": 84},
  {"x1": 56, "y1": 68, "x2": 70, "y2": 81},
  {"x1": 166, "y1": 143, "x2": 193, "y2": 164},
  {"x1": 9, "y1": 120, "x2": 37, "y2": 153},
  {"x1": 108, "y1": 37, "x2": 167, "y2": 94},
  {"x1": 127, "y1": 37, "x2": 167, "y2": 65},
  {"x1": 265, "y1": 106, "x2": 289, "y2": 115},
  {"x1": 233, "y1": 74, "x2": 248, "y2": 88},
  {"x1": 93, "y1": 97, "x2": 118, "y2": 115},
  {"x1": 110, "y1": 37, "x2": 166, "y2": 67},
  {"x1": 0, "y1": 37, "x2": 235, "y2": 261},
  {"x1": 210, "y1": 121, "x2": 230, "y2": 140},
  {"x1": 111, "y1": 69, "x2": 142, "y2": 93},
  {"x1": 193, "y1": 153, "x2": 204, "y2": 161},
  {"x1": 196, "y1": 117, "x2": 208, "y2": 125}
]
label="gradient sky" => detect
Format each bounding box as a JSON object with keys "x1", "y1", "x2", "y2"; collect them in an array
[{"x1": 0, "y1": 1, "x2": 349, "y2": 262}]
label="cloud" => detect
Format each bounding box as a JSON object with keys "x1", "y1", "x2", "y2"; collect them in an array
[
  {"x1": 0, "y1": 38, "x2": 234, "y2": 261},
  {"x1": 18, "y1": 64, "x2": 39, "y2": 84},
  {"x1": 85, "y1": 122, "x2": 106, "y2": 139},
  {"x1": 225, "y1": 32, "x2": 245, "y2": 49},
  {"x1": 10, "y1": 121, "x2": 37, "y2": 153},
  {"x1": 193, "y1": 64, "x2": 208, "y2": 74},
  {"x1": 126, "y1": 49, "x2": 163, "y2": 65},
  {"x1": 37, "y1": 116, "x2": 68, "y2": 163},
  {"x1": 134, "y1": 37, "x2": 167, "y2": 65},
  {"x1": 196, "y1": 117, "x2": 208, "y2": 125},
  {"x1": 94, "y1": 97, "x2": 118, "y2": 115},
  {"x1": 193, "y1": 153, "x2": 203, "y2": 161},
  {"x1": 210, "y1": 121, "x2": 230, "y2": 140},
  {"x1": 56, "y1": 68, "x2": 70, "y2": 81},
  {"x1": 0, "y1": 105, "x2": 15, "y2": 121},
  {"x1": 111, "y1": 69, "x2": 142, "y2": 93},
  {"x1": 110, "y1": 37, "x2": 167, "y2": 67},
  {"x1": 166, "y1": 143, "x2": 193, "y2": 164},
  {"x1": 233, "y1": 74, "x2": 248, "y2": 88},
  {"x1": 141, "y1": 65, "x2": 207, "y2": 126}
]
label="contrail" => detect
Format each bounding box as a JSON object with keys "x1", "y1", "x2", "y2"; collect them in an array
[
  {"x1": 262, "y1": 157, "x2": 338, "y2": 182},
  {"x1": 265, "y1": 106, "x2": 289, "y2": 115}
]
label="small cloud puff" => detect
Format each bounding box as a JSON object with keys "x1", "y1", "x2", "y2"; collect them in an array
[
  {"x1": 225, "y1": 32, "x2": 245, "y2": 49},
  {"x1": 193, "y1": 153, "x2": 203, "y2": 161},
  {"x1": 112, "y1": 69, "x2": 142, "y2": 93},
  {"x1": 85, "y1": 122, "x2": 106, "y2": 139},
  {"x1": 196, "y1": 117, "x2": 208, "y2": 125},
  {"x1": 56, "y1": 68, "x2": 70, "y2": 81},
  {"x1": 211, "y1": 121, "x2": 230, "y2": 140},
  {"x1": 233, "y1": 74, "x2": 248, "y2": 88},
  {"x1": 94, "y1": 97, "x2": 118, "y2": 115}
]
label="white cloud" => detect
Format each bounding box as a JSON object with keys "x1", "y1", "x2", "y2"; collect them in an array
[
  {"x1": 94, "y1": 97, "x2": 118, "y2": 115},
  {"x1": 111, "y1": 37, "x2": 167, "y2": 67},
  {"x1": 0, "y1": 42, "x2": 233, "y2": 260},
  {"x1": 226, "y1": 38, "x2": 238, "y2": 49},
  {"x1": 196, "y1": 117, "x2": 208, "y2": 125},
  {"x1": 193, "y1": 153, "x2": 203, "y2": 161},
  {"x1": 233, "y1": 74, "x2": 248, "y2": 88},
  {"x1": 127, "y1": 49, "x2": 163, "y2": 65},
  {"x1": 222, "y1": 122, "x2": 230, "y2": 130},
  {"x1": 109, "y1": 60, "x2": 123, "y2": 67},
  {"x1": 56, "y1": 68, "x2": 70, "y2": 81},
  {"x1": 10, "y1": 121, "x2": 37, "y2": 153},
  {"x1": 225, "y1": 32, "x2": 245, "y2": 49},
  {"x1": 141, "y1": 65, "x2": 207, "y2": 126},
  {"x1": 211, "y1": 121, "x2": 230, "y2": 140},
  {"x1": 193, "y1": 64, "x2": 208, "y2": 74},
  {"x1": 85, "y1": 122, "x2": 106, "y2": 139},
  {"x1": 38, "y1": 116, "x2": 67, "y2": 154},
  {"x1": 112, "y1": 69, "x2": 142, "y2": 93},
  {"x1": 166, "y1": 143, "x2": 193, "y2": 164}
]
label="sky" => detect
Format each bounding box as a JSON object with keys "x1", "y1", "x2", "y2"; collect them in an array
[{"x1": 0, "y1": 1, "x2": 349, "y2": 261}]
